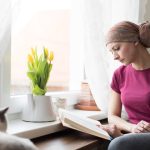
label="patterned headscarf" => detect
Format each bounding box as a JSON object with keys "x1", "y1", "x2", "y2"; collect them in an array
[{"x1": 105, "y1": 21, "x2": 150, "y2": 48}]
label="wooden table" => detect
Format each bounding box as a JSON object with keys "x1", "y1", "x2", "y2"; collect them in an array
[{"x1": 33, "y1": 120, "x2": 110, "y2": 150}]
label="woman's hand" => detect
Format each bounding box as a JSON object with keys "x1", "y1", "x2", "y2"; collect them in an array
[
  {"x1": 131, "y1": 120, "x2": 150, "y2": 133},
  {"x1": 99, "y1": 124, "x2": 123, "y2": 138}
]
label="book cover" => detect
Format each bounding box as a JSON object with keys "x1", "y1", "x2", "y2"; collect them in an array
[{"x1": 58, "y1": 109, "x2": 111, "y2": 140}]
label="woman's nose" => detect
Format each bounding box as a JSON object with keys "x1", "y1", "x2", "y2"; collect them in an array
[{"x1": 113, "y1": 52, "x2": 119, "y2": 60}]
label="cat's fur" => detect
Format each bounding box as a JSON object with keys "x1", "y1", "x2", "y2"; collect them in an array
[
  {"x1": 0, "y1": 107, "x2": 8, "y2": 132},
  {"x1": 0, "y1": 132, "x2": 38, "y2": 150},
  {"x1": 0, "y1": 107, "x2": 38, "y2": 150}
]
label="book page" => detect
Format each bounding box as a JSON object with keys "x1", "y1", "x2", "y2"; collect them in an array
[{"x1": 59, "y1": 109, "x2": 110, "y2": 140}]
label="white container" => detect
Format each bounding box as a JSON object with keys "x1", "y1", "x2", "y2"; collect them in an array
[{"x1": 22, "y1": 94, "x2": 56, "y2": 122}]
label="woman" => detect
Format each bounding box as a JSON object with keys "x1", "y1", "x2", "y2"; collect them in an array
[{"x1": 102, "y1": 21, "x2": 150, "y2": 150}]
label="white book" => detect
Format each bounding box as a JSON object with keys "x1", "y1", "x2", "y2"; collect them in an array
[{"x1": 58, "y1": 109, "x2": 111, "y2": 140}]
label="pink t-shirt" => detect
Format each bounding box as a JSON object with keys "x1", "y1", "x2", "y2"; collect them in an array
[{"x1": 111, "y1": 64, "x2": 150, "y2": 124}]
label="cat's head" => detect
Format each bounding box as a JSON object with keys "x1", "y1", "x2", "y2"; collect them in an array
[
  {"x1": 0, "y1": 107, "x2": 9, "y2": 116},
  {"x1": 0, "y1": 107, "x2": 9, "y2": 132}
]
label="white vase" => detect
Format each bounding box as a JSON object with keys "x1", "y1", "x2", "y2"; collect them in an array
[{"x1": 22, "y1": 94, "x2": 56, "y2": 122}]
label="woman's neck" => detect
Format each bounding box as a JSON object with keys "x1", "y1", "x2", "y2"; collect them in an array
[{"x1": 132, "y1": 48, "x2": 150, "y2": 70}]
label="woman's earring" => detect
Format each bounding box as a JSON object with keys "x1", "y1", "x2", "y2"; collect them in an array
[{"x1": 134, "y1": 42, "x2": 139, "y2": 46}]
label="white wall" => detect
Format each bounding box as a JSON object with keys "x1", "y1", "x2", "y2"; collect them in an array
[{"x1": 139, "y1": 0, "x2": 150, "y2": 22}]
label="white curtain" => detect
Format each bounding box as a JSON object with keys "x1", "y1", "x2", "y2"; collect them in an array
[
  {"x1": 71, "y1": 0, "x2": 140, "y2": 112},
  {"x1": 0, "y1": 0, "x2": 11, "y2": 61},
  {"x1": 0, "y1": 0, "x2": 11, "y2": 107}
]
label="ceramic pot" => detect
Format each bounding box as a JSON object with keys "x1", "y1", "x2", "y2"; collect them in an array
[{"x1": 22, "y1": 94, "x2": 56, "y2": 122}]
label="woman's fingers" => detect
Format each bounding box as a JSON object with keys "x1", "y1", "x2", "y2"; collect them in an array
[
  {"x1": 100, "y1": 124, "x2": 122, "y2": 138},
  {"x1": 133, "y1": 120, "x2": 150, "y2": 133},
  {"x1": 131, "y1": 123, "x2": 144, "y2": 133},
  {"x1": 141, "y1": 121, "x2": 150, "y2": 132},
  {"x1": 135, "y1": 126, "x2": 145, "y2": 133}
]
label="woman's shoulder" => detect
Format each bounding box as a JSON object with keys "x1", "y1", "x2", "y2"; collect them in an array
[
  {"x1": 114, "y1": 65, "x2": 129, "y2": 75},
  {"x1": 112, "y1": 65, "x2": 130, "y2": 85}
]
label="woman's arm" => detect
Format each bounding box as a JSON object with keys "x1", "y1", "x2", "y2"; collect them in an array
[{"x1": 108, "y1": 90, "x2": 135, "y2": 132}]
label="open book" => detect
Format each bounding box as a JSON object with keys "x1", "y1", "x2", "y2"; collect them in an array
[{"x1": 58, "y1": 109, "x2": 111, "y2": 140}]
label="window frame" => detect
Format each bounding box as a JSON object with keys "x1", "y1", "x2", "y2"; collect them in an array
[{"x1": 8, "y1": 0, "x2": 85, "y2": 115}]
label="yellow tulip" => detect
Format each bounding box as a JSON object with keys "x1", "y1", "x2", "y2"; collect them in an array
[
  {"x1": 44, "y1": 47, "x2": 49, "y2": 58},
  {"x1": 28, "y1": 54, "x2": 33, "y2": 63},
  {"x1": 31, "y1": 48, "x2": 35, "y2": 57},
  {"x1": 49, "y1": 51, "x2": 54, "y2": 61}
]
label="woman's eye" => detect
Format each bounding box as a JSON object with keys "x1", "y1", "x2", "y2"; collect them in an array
[
  {"x1": 109, "y1": 46, "x2": 120, "y2": 53},
  {"x1": 113, "y1": 47, "x2": 119, "y2": 51}
]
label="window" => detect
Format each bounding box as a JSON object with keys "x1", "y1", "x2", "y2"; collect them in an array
[{"x1": 11, "y1": 0, "x2": 84, "y2": 96}]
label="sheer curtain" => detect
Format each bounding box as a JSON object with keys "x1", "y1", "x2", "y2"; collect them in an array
[
  {"x1": 71, "y1": 0, "x2": 140, "y2": 112},
  {"x1": 0, "y1": 0, "x2": 11, "y2": 107},
  {"x1": 0, "y1": 0, "x2": 11, "y2": 61}
]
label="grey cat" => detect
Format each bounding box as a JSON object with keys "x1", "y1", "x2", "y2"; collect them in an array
[
  {"x1": 0, "y1": 107, "x2": 38, "y2": 150},
  {"x1": 0, "y1": 107, "x2": 8, "y2": 132}
]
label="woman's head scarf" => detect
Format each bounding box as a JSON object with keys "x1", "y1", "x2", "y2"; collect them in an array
[{"x1": 105, "y1": 21, "x2": 150, "y2": 48}]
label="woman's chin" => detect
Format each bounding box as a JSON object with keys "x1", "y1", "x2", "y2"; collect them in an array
[{"x1": 122, "y1": 61, "x2": 130, "y2": 66}]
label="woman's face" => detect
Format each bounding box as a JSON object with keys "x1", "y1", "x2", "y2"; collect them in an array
[{"x1": 107, "y1": 42, "x2": 137, "y2": 65}]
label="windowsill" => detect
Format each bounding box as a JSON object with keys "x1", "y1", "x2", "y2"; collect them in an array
[{"x1": 7, "y1": 109, "x2": 107, "y2": 139}]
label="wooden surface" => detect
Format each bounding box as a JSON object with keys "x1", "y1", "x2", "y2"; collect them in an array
[
  {"x1": 74, "y1": 100, "x2": 100, "y2": 111},
  {"x1": 33, "y1": 119, "x2": 109, "y2": 150},
  {"x1": 33, "y1": 129, "x2": 109, "y2": 150}
]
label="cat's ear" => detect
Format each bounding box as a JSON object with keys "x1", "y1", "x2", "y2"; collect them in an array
[{"x1": 0, "y1": 107, "x2": 9, "y2": 115}]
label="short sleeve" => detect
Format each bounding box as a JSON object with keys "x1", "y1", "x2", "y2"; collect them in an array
[{"x1": 110, "y1": 70, "x2": 121, "y2": 94}]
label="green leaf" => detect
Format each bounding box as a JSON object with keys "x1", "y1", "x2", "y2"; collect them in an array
[
  {"x1": 32, "y1": 85, "x2": 46, "y2": 95},
  {"x1": 27, "y1": 71, "x2": 37, "y2": 84},
  {"x1": 27, "y1": 62, "x2": 33, "y2": 71}
]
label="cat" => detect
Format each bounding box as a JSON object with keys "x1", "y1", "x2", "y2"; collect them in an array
[
  {"x1": 0, "y1": 132, "x2": 38, "y2": 150},
  {"x1": 0, "y1": 107, "x2": 39, "y2": 150},
  {"x1": 0, "y1": 107, "x2": 9, "y2": 132}
]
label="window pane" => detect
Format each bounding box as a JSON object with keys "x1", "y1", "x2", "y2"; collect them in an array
[{"x1": 11, "y1": 2, "x2": 71, "y2": 95}]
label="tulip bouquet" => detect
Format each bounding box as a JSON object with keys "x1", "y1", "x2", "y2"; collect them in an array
[{"x1": 27, "y1": 47, "x2": 54, "y2": 95}]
